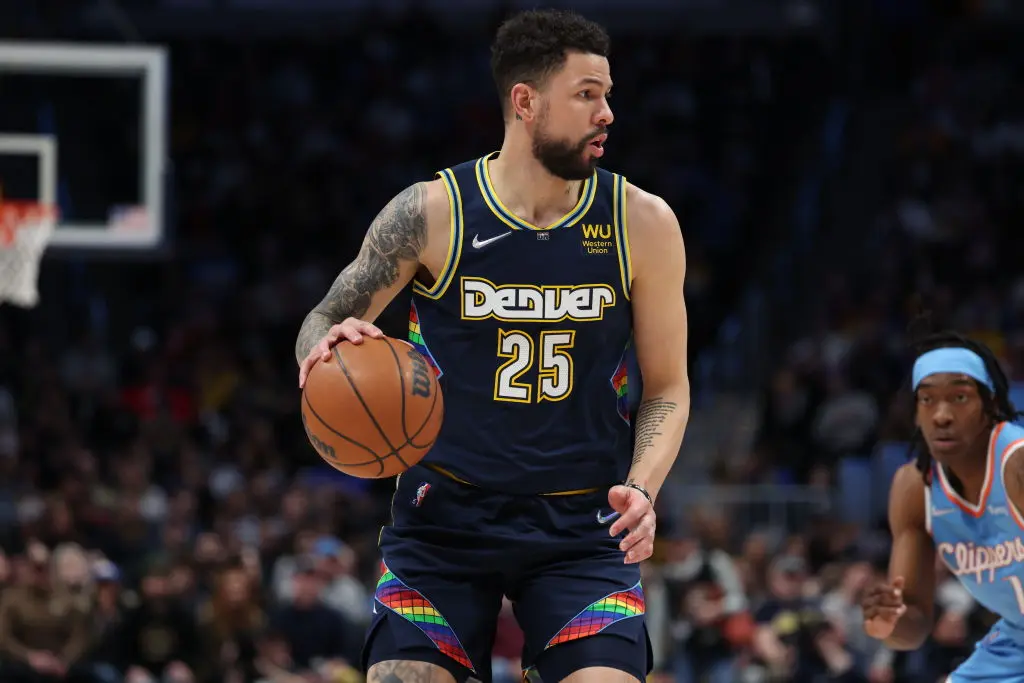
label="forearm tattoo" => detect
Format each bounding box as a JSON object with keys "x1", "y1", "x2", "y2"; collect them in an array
[
  {"x1": 631, "y1": 397, "x2": 678, "y2": 467},
  {"x1": 294, "y1": 182, "x2": 428, "y2": 363}
]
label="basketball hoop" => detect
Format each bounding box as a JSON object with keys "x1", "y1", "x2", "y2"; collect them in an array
[{"x1": 0, "y1": 199, "x2": 56, "y2": 308}]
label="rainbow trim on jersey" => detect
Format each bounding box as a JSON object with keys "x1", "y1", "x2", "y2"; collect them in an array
[
  {"x1": 546, "y1": 583, "x2": 645, "y2": 647},
  {"x1": 408, "y1": 301, "x2": 443, "y2": 378},
  {"x1": 375, "y1": 565, "x2": 473, "y2": 671},
  {"x1": 610, "y1": 341, "x2": 630, "y2": 423}
]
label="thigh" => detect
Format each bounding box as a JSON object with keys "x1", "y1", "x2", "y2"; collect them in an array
[
  {"x1": 366, "y1": 471, "x2": 506, "y2": 683},
  {"x1": 950, "y1": 626, "x2": 1024, "y2": 682},
  {"x1": 512, "y1": 546, "x2": 649, "y2": 681}
]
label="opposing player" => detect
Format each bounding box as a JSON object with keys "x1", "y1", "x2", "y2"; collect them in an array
[
  {"x1": 862, "y1": 332, "x2": 1024, "y2": 681},
  {"x1": 295, "y1": 10, "x2": 690, "y2": 683}
]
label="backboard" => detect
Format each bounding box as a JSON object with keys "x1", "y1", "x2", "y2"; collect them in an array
[{"x1": 0, "y1": 42, "x2": 168, "y2": 252}]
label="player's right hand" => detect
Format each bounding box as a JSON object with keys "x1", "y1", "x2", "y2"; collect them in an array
[
  {"x1": 861, "y1": 576, "x2": 907, "y2": 640},
  {"x1": 298, "y1": 317, "x2": 383, "y2": 388}
]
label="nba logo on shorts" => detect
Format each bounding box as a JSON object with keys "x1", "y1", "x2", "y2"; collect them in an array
[{"x1": 413, "y1": 483, "x2": 431, "y2": 507}]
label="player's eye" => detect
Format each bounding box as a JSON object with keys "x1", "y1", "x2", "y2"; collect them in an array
[
  {"x1": 955, "y1": 394, "x2": 969, "y2": 403},
  {"x1": 918, "y1": 395, "x2": 932, "y2": 405},
  {"x1": 578, "y1": 90, "x2": 592, "y2": 99}
]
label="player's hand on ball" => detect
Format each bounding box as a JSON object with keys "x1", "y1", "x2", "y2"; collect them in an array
[
  {"x1": 861, "y1": 576, "x2": 907, "y2": 639},
  {"x1": 607, "y1": 485, "x2": 656, "y2": 564},
  {"x1": 298, "y1": 317, "x2": 383, "y2": 388}
]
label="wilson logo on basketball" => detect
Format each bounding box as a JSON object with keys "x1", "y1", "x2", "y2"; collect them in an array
[
  {"x1": 460, "y1": 277, "x2": 615, "y2": 322},
  {"x1": 301, "y1": 411, "x2": 337, "y2": 462},
  {"x1": 407, "y1": 349, "x2": 433, "y2": 399}
]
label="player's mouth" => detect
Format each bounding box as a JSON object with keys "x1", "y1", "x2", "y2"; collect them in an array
[
  {"x1": 932, "y1": 434, "x2": 960, "y2": 450},
  {"x1": 588, "y1": 133, "x2": 607, "y2": 157}
]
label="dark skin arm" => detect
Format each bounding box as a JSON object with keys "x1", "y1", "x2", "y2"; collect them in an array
[
  {"x1": 1002, "y1": 441, "x2": 1024, "y2": 518},
  {"x1": 862, "y1": 462, "x2": 936, "y2": 650}
]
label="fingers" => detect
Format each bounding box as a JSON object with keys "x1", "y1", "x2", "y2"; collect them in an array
[
  {"x1": 609, "y1": 504, "x2": 646, "y2": 538},
  {"x1": 864, "y1": 585, "x2": 904, "y2": 609},
  {"x1": 623, "y1": 541, "x2": 654, "y2": 564},
  {"x1": 863, "y1": 604, "x2": 906, "y2": 623},
  {"x1": 355, "y1": 319, "x2": 385, "y2": 338},
  {"x1": 619, "y1": 511, "x2": 656, "y2": 563},
  {"x1": 861, "y1": 581, "x2": 906, "y2": 625},
  {"x1": 335, "y1": 318, "x2": 384, "y2": 345},
  {"x1": 619, "y1": 511, "x2": 655, "y2": 551},
  {"x1": 298, "y1": 318, "x2": 384, "y2": 388},
  {"x1": 608, "y1": 488, "x2": 647, "y2": 536}
]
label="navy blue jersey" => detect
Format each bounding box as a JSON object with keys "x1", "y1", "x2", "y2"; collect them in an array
[{"x1": 407, "y1": 152, "x2": 634, "y2": 495}]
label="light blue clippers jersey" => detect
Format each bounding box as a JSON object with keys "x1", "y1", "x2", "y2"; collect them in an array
[{"x1": 928, "y1": 421, "x2": 1024, "y2": 629}]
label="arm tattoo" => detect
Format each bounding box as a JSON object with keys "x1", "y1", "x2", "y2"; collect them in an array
[
  {"x1": 631, "y1": 397, "x2": 678, "y2": 467},
  {"x1": 294, "y1": 182, "x2": 428, "y2": 363}
]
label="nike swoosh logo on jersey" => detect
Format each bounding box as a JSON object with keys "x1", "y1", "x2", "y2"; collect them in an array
[
  {"x1": 596, "y1": 510, "x2": 621, "y2": 525},
  {"x1": 472, "y1": 231, "x2": 512, "y2": 249}
]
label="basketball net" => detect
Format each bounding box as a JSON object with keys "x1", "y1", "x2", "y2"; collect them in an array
[{"x1": 0, "y1": 185, "x2": 55, "y2": 308}]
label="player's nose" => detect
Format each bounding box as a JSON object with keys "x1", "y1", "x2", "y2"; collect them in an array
[
  {"x1": 595, "y1": 100, "x2": 614, "y2": 127},
  {"x1": 932, "y1": 403, "x2": 955, "y2": 427}
]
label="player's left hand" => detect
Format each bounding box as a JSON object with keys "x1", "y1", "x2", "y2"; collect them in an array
[{"x1": 607, "y1": 485, "x2": 655, "y2": 564}]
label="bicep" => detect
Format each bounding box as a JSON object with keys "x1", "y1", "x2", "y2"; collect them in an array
[
  {"x1": 314, "y1": 182, "x2": 429, "y2": 324},
  {"x1": 630, "y1": 199, "x2": 688, "y2": 388},
  {"x1": 1002, "y1": 443, "x2": 1024, "y2": 516}
]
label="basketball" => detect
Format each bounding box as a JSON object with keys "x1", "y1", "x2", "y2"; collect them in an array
[{"x1": 301, "y1": 336, "x2": 444, "y2": 478}]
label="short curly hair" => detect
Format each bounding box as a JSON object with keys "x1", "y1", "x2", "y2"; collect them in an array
[{"x1": 490, "y1": 9, "x2": 610, "y2": 120}]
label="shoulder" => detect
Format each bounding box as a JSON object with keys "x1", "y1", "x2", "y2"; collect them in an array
[
  {"x1": 374, "y1": 179, "x2": 452, "y2": 256},
  {"x1": 889, "y1": 462, "x2": 928, "y2": 531},
  {"x1": 623, "y1": 181, "x2": 681, "y2": 240},
  {"x1": 998, "y1": 421, "x2": 1024, "y2": 453},
  {"x1": 621, "y1": 181, "x2": 684, "y2": 273},
  {"x1": 419, "y1": 178, "x2": 452, "y2": 225},
  {"x1": 997, "y1": 422, "x2": 1024, "y2": 506}
]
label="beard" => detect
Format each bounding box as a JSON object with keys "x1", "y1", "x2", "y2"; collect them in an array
[{"x1": 531, "y1": 119, "x2": 604, "y2": 180}]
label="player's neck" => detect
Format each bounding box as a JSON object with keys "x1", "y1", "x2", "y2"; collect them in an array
[
  {"x1": 488, "y1": 140, "x2": 583, "y2": 218},
  {"x1": 941, "y1": 436, "x2": 992, "y2": 503}
]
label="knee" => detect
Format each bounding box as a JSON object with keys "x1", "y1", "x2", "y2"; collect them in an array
[{"x1": 368, "y1": 660, "x2": 459, "y2": 683}]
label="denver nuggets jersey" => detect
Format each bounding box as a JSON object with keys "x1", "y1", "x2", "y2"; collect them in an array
[
  {"x1": 407, "y1": 152, "x2": 634, "y2": 495},
  {"x1": 928, "y1": 421, "x2": 1024, "y2": 628}
]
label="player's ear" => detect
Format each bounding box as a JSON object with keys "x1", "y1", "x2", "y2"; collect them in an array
[{"x1": 510, "y1": 83, "x2": 537, "y2": 122}]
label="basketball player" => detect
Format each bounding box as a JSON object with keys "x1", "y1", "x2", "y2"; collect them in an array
[
  {"x1": 862, "y1": 332, "x2": 1024, "y2": 681},
  {"x1": 295, "y1": 10, "x2": 689, "y2": 683}
]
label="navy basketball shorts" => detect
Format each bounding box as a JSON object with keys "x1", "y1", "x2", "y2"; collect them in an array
[{"x1": 362, "y1": 464, "x2": 651, "y2": 683}]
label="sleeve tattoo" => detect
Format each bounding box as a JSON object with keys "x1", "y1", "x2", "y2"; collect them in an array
[
  {"x1": 294, "y1": 183, "x2": 428, "y2": 364},
  {"x1": 631, "y1": 397, "x2": 678, "y2": 468}
]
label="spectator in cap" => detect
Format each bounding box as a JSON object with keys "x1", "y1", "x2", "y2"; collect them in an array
[
  {"x1": 312, "y1": 536, "x2": 370, "y2": 627},
  {"x1": 269, "y1": 555, "x2": 361, "y2": 676}
]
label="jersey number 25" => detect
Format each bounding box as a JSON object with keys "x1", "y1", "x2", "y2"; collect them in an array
[{"x1": 494, "y1": 329, "x2": 575, "y2": 403}]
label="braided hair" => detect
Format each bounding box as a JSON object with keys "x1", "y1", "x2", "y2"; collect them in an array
[{"x1": 909, "y1": 330, "x2": 1021, "y2": 481}]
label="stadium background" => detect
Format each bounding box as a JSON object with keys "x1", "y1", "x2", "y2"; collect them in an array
[{"x1": 0, "y1": 0, "x2": 1022, "y2": 681}]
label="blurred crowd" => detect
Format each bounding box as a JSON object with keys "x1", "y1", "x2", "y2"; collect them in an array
[
  {"x1": 641, "y1": 29, "x2": 1024, "y2": 683},
  {"x1": 0, "y1": 11, "x2": 830, "y2": 683},
  {"x1": 0, "y1": 6, "x2": 1021, "y2": 683}
]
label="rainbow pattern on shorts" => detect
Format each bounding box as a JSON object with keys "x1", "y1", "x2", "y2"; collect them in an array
[
  {"x1": 408, "y1": 301, "x2": 443, "y2": 378},
  {"x1": 546, "y1": 583, "x2": 645, "y2": 648},
  {"x1": 609, "y1": 341, "x2": 630, "y2": 423},
  {"x1": 375, "y1": 565, "x2": 473, "y2": 671}
]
